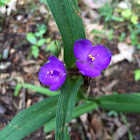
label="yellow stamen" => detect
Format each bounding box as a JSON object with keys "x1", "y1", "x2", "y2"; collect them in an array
[
  {"x1": 51, "y1": 70, "x2": 53, "y2": 74},
  {"x1": 88, "y1": 54, "x2": 95, "y2": 61},
  {"x1": 47, "y1": 71, "x2": 49, "y2": 74}
]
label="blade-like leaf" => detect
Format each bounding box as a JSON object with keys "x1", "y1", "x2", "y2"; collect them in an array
[
  {"x1": 0, "y1": 95, "x2": 58, "y2": 140},
  {"x1": 44, "y1": 118, "x2": 56, "y2": 133},
  {"x1": 55, "y1": 76, "x2": 83, "y2": 140},
  {"x1": 0, "y1": 93, "x2": 96, "y2": 139},
  {"x1": 44, "y1": 101, "x2": 97, "y2": 133},
  {"x1": 73, "y1": 102, "x2": 97, "y2": 118},
  {"x1": 46, "y1": 0, "x2": 86, "y2": 68},
  {"x1": 96, "y1": 94, "x2": 140, "y2": 113},
  {"x1": 22, "y1": 83, "x2": 59, "y2": 96},
  {"x1": 14, "y1": 84, "x2": 22, "y2": 96},
  {"x1": 14, "y1": 83, "x2": 59, "y2": 96}
]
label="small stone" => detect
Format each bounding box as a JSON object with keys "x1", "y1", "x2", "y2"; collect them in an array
[{"x1": 0, "y1": 105, "x2": 6, "y2": 114}]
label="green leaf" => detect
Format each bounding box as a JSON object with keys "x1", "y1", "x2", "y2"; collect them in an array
[
  {"x1": 120, "y1": 113, "x2": 133, "y2": 140},
  {"x1": 31, "y1": 46, "x2": 39, "y2": 58},
  {"x1": 46, "y1": 37, "x2": 51, "y2": 43},
  {"x1": 119, "y1": 32, "x2": 126, "y2": 42},
  {"x1": 137, "y1": 44, "x2": 140, "y2": 49},
  {"x1": 55, "y1": 76, "x2": 83, "y2": 140},
  {"x1": 14, "y1": 84, "x2": 22, "y2": 96},
  {"x1": 99, "y1": 3, "x2": 113, "y2": 18},
  {"x1": 73, "y1": 101, "x2": 97, "y2": 118},
  {"x1": 36, "y1": 24, "x2": 47, "y2": 32},
  {"x1": 37, "y1": 38, "x2": 46, "y2": 46},
  {"x1": 35, "y1": 24, "x2": 47, "y2": 37},
  {"x1": 14, "y1": 83, "x2": 59, "y2": 96},
  {"x1": 134, "y1": 69, "x2": 140, "y2": 81},
  {"x1": 46, "y1": 0, "x2": 86, "y2": 68},
  {"x1": 44, "y1": 101, "x2": 97, "y2": 133},
  {"x1": 0, "y1": 95, "x2": 58, "y2": 140},
  {"x1": 40, "y1": 0, "x2": 47, "y2": 5},
  {"x1": 112, "y1": 16, "x2": 124, "y2": 22},
  {"x1": 26, "y1": 33, "x2": 37, "y2": 44},
  {"x1": 130, "y1": 14, "x2": 138, "y2": 24},
  {"x1": 96, "y1": 94, "x2": 140, "y2": 113},
  {"x1": 108, "y1": 29, "x2": 114, "y2": 40},
  {"x1": 91, "y1": 29, "x2": 105, "y2": 35},
  {"x1": 35, "y1": 30, "x2": 46, "y2": 37},
  {"x1": 108, "y1": 111, "x2": 118, "y2": 117},
  {"x1": 46, "y1": 40, "x2": 61, "y2": 57},
  {"x1": 130, "y1": 33, "x2": 138, "y2": 45},
  {"x1": 121, "y1": 9, "x2": 132, "y2": 19},
  {"x1": 44, "y1": 118, "x2": 56, "y2": 133},
  {"x1": 0, "y1": 0, "x2": 10, "y2": 7},
  {"x1": 2, "y1": 90, "x2": 96, "y2": 140}
]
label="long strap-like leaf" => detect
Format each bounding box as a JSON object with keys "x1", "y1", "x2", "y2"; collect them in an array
[
  {"x1": 46, "y1": 0, "x2": 86, "y2": 68},
  {"x1": 55, "y1": 76, "x2": 83, "y2": 140},
  {"x1": 0, "y1": 95, "x2": 96, "y2": 140},
  {"x1": 44, "y1": 101, "x2": 97, "y2": 133},
  {"x1": 0, "y1": 95, "x2": 58, "y2": 140},
  {"x1": 96, "y1": 94, "x2": 140, "y2": 113}
]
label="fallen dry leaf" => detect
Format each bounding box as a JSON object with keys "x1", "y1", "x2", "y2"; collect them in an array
[
  {"x1": 113, "y1": 124, "x2": 129, "y2": 140},
  {"x1": 0, "y1": 62, "x2": 11, "y2": 70},
  {"x1": 0, "y1": 0, "x2": 17, "y2": 15},
  {"x1": 23, "y1": 65, "x2": 40, "y2": 74},
  {"x1": 110, "y1": 42, "x2": 135, "y2": 65},
  {"x1": 82, "y1": 0, "x2": 110, "y2": 9},
  {"x1": 91, "y1": 114, "x2": 103, "y2": 138}
]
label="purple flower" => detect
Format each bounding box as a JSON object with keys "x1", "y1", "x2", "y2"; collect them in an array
[
  {"x1": 74, "y1": 39, "x2": 112, "y2": 77},
  {"x1": 39, "y1": 55, "x2": 66, "y2": 91}
]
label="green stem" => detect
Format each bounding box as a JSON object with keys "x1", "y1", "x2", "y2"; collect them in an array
[{"x1": 120, "y1": 113, "x2": 133, "y2": 140}]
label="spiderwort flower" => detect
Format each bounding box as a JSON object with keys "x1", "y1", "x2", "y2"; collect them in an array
[
  {"x1": 39, "y1": 55, "x2": 66, "y2": 91},
  {"x1": 74, "y1": 39, "x2": 112, "y2": 77}
]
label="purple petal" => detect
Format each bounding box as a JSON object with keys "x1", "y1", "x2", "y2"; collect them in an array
[
  {"x1": 48, "y1": 55, "x2": 66, "y2": 72},
  {"x1": 49, "y1": 74, "x2": 66, "y2": 91},
  {"x1": 39, "y1": 65, "x2": 59, "y2": 85},
  {"x1": 74, "y1": 39, "x2": 93, "y2": 62},
  {"x1": 76, "y1": 61, "x2": 101, "y2": 77},
  {"x1": 39, "y1": 55, "x2": 67, "y2": 90},
  {"x1": 90, "y1": 45, "x2": 112, "y2": 70},
  {"x1": 43, "y1": 62, "x2": 61, "y2": 73}
]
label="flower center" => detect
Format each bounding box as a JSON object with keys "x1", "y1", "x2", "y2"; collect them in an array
[
  {"x1": 88, "y1": 54, "x2": 95, "y2": 61},
  {"x1": 46, "y1": 70, "x2": 60, "y2": 77}
]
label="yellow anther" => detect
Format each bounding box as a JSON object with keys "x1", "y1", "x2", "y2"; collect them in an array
[
  {"x1": 88, "y1": 54, "x2": 95, "y2": 61},
  {"x1": 51, "y1": 70, "x2": 53, "y2": 74},
  {"x1": 89, "y1": 54, "x2": 92, "y2": 58},
  {"x1": 47, "y1": 71, "x2": 49, "y2": 74}
]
